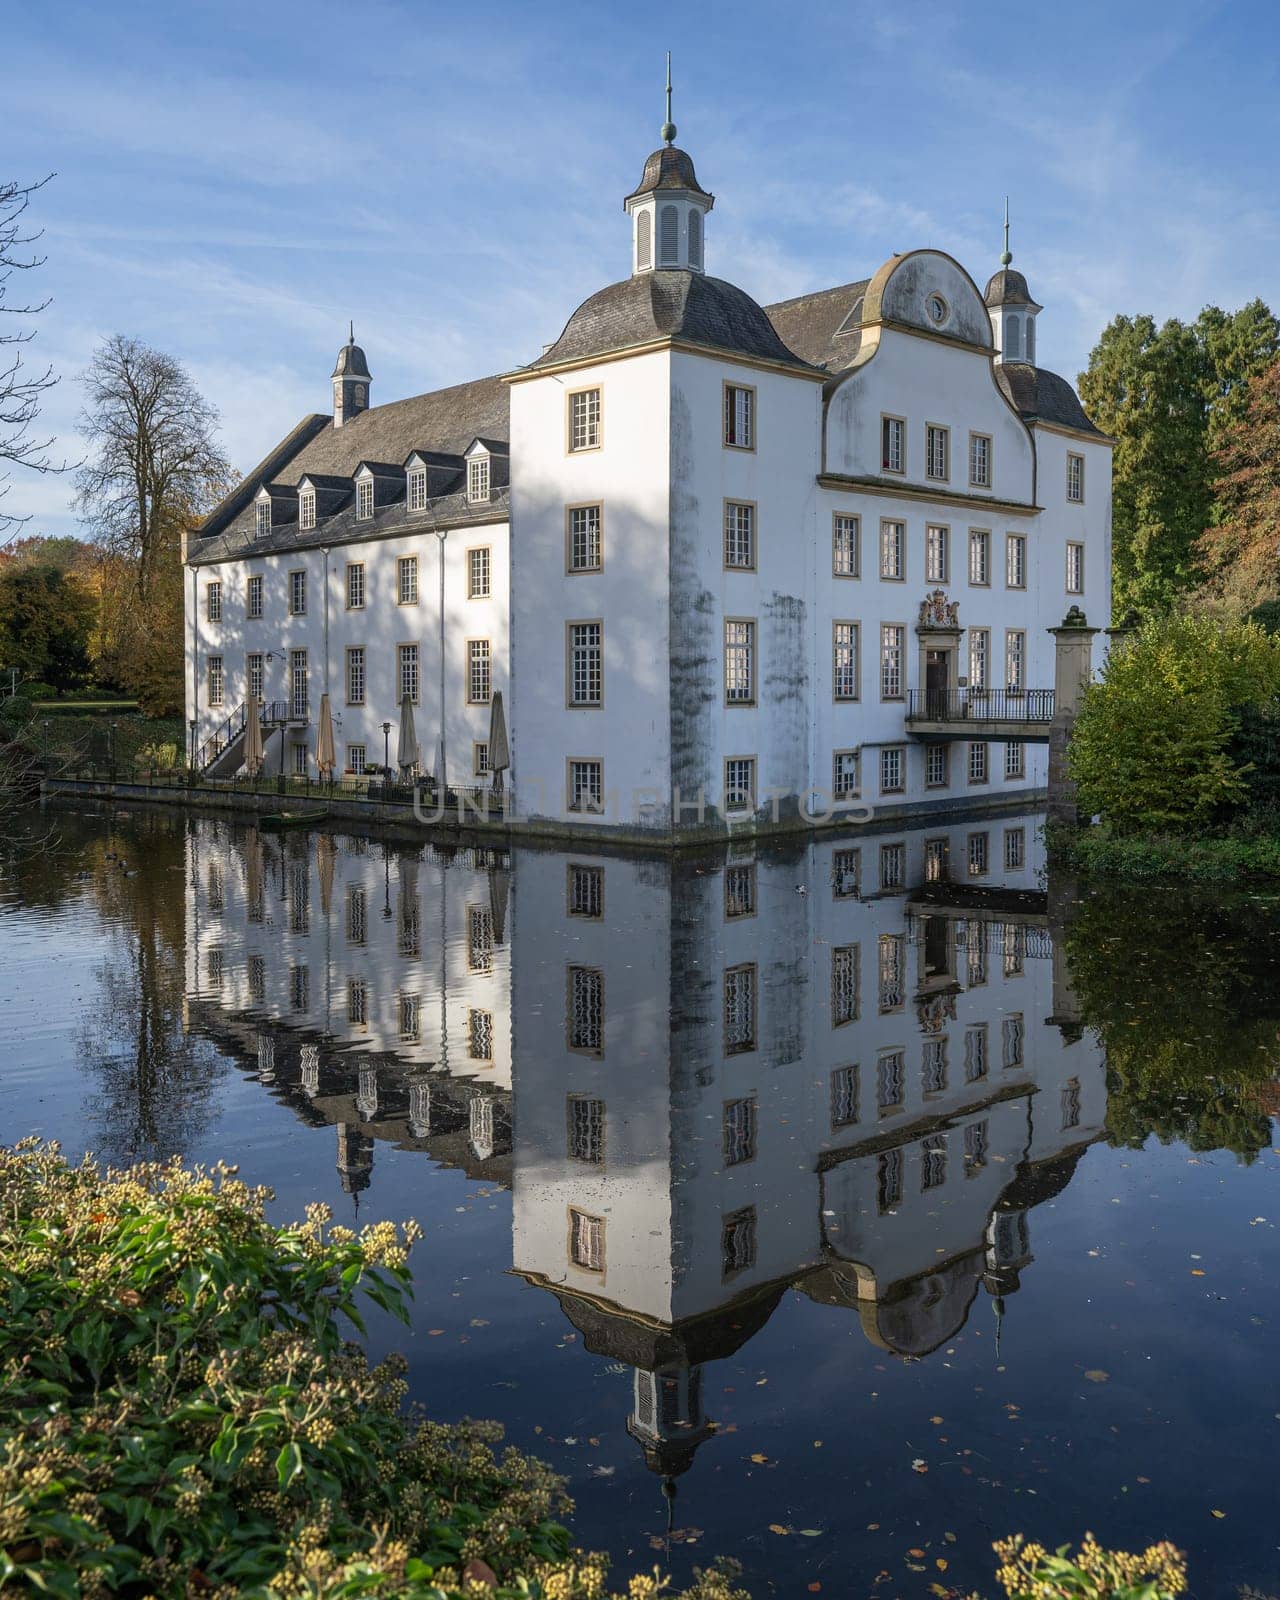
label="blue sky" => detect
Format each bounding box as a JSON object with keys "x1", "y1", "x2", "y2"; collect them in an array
[{"x1": 7, "y1": 0, "x2": 1280, "y2": 536}]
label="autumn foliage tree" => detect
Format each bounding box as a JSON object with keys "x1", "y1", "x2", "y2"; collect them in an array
[{"x1": 1196, "y1": 355, "x2": 1280, "y2": 614}]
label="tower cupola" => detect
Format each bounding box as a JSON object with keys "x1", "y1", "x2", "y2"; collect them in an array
[
  {"x1": 332, "y1": 323, "x2": 371, "y2": 428},
  {"x1": 624, "y1": 56, "x2": 714, "y2": 275},
  {"x1": 984, "y1": 203, "x2": 1042, "y2": 365}
]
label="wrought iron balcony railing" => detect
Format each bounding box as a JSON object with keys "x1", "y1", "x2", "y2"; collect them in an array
[{"x1": 905, "y1": 688, "x2": 1055, "y2": 723}]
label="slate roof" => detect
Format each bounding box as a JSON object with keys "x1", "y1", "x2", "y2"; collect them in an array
[
  {"x1": 332, "y1": 340, "x2": 371, "y2": 378},
  {"x1": 530, "y1": 270, "x2": 818, "y2": 372},
  {"x1": 624, "y1": 145, "x2": 713, "y2": 204},
  {"x1": 995, "y1": 362, "x2": 1104, "y2": 436},
  {"x1": 984, "y1": 268, "x2": 1037, "y2": 308},
  {"x1": 763, "y1": 278, "x2": 872, "y2": 372}
]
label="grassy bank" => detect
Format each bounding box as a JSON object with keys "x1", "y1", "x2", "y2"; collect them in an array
[{"x1": 1047, "y1": 820, "x2": 1280, "y2": 883}]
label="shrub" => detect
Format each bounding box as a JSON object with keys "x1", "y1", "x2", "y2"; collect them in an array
[
  {"x1": 0, "y1": 1142, "x2": 745, "y2": 1600},
  {"x1": 1068, "y1": 614, "x2": 1280, "y2": 833},
  {"x1": 991, "y1": 1533, "x2": 1186, "y2": 1598}
]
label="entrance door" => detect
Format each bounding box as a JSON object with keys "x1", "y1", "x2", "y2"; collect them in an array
[{"x1": 925, "y1": 649, "x2": 949, "y2": 718}]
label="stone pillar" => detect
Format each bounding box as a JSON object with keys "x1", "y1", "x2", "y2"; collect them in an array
[{"x1": 1047, "y1": 607, "x2": 1099, "y2": 824}]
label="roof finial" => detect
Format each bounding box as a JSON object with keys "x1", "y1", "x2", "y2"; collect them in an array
[
  {"x1": 349, "y1": 319, "x2": 355, "y2": 344},
  {"x1": 661, "y1": 52, "x2": 677, "y2": 145},
  {"x1": 1000, "y1": 197, "x2": 1012, "y2": 267}
]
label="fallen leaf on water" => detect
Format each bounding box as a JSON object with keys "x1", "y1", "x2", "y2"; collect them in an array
[
  {"x1": 428, "y1": 1329, "x2": 444, "y2": 1336},
  {"x1": 1137, "y1": 1476, "x2": 1150, "y2": 1484},
  {"x1": 936, "y1": 1559, "x2": 949, "y2": 1572},
  {"x1": 909, "y1": 1548, "x2": 926, "y2": 1558},
  {"x1": 1211, "y1": 1509, "x2": 1226, "y2": 1519},
  {"x1": 930, "y1": 1415, "x2": 944, "y2": 1424},
  {"x1": 799, "y1": 1529, "x2": 823, "y2": 1537},
  {"x1": 750, "y1": 1453, "x2": 769, "y2": 1464},
  {"x1": 1084, "y1": 1370, "x2": 1110, "y2": 1383},
  {"x1": 944, "y1": 1531, "x2": 957, "y2": 1542},
  {"x1": 768, "y1": 1523, "x2": 789, "y2": 1536},
  {"x1": 867, "y1": 1522, "x2": 880, "y2": 1531},
  {"x1": 813, "y1": 1439, "x2": 823, "y2": 1448},
  {"x1": 911, "y1": 1459, "x2": 928, "y2": 1474},
  {"x1": 808, "y1": 1586, "x2": 821, "y2": 1594},
  {"x1": 1191, "y1": 1269, "x2": 1206, "y2": 1277}
]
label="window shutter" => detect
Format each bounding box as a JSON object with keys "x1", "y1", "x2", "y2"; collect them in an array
[
  {"x1": 687, "y1": 208, "x2": 702, "y2": 269},
  {"x1": 636, "y1": 209, "x2": 651, "y2": 270},
  {"x1": 659, "y1": 204, "x2": 678, "y2": 265}
]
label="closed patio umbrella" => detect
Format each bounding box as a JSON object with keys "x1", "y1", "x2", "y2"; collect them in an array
[
  {"x1": 316, "y1": 832, "x2": 336, "y2": 916},
  {"x1": 487, "y1": 690, "x2": 509, "y2": 794},
  {"x1": 243, "y1": 694, "x2": 264, "y2": 778},
  {"x1": 397, "y1": 695, "x2": 419, "y2": 777},
  {"x1": 316, "y1": 693, "x2": 337, "y2": 781}
]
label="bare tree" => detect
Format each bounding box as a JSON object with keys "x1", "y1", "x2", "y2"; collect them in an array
[
  {"x1": 0, "y1": 175, "x2": 65, "y2": 543},
  {"x1": 74, "y1": 335, "x2": 232, "y2": 600}
]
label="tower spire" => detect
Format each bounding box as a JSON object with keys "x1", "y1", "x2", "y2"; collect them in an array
[
  {"x1": 661, "y1": 52, "x2": 676, "y2": 145},
  {"x1": 1001, "y1": 197, "x2": 1012, "y2": 267},
  {"x1": 349, "y1": 318, "x2": 355, "y2": 344}
]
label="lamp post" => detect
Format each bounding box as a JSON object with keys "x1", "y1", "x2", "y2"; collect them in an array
[
  {"x1": 382, "y1": 720, "x2": 392, "y2": 776},
  {"x1": 382, "y1": 843, "x2": 392, "y2": 920},
  {"x1": 42, "y1": 719, "x2": 50, "y2": 765},
  {"x1": 109, "y1": 720, "x2": 119, "y2": 778},
  {"x1": 189, "y1": 718, "x2": 197, "y2": 772}
]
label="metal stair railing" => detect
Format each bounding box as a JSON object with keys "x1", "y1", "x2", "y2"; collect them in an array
[{"x1": 198, "y1": 703, "x2": 247, "y2": 771}]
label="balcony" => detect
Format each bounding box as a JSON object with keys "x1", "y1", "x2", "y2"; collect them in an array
[{"x1": 904, "y1": 688, "x2": 1055, "y2": 741}]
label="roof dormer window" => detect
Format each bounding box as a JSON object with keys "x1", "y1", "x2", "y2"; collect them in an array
[
  {"x1": 255, "y1": 498, "x2": 271, "y2": 538},
  {"x1": 407, "y1": 465, "x2": 427, "y2": 513},
  {"x1": 467, "y1": 455, "x2": 490, "y2": 504},
  {"x1": 356, "y1": 477, "x2": 373, "y2": 521},
  {"x1": 299, "y1": 487, "x2": 316, "y2": 530}
]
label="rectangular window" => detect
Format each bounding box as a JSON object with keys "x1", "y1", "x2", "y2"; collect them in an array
[
  {"x1": 1003, "y1": 923, "x2": 1025, "y2": 977},
  {"x1": 1004, "y1": 826, "x2": 1026, "y2": 870},
  {"x1": 880, "y1": 745, "x2": 904, "y2": 794},
  {"x1": 467, "y1": 638, "x2": 492, "y2": 704},
  {"x1": 398, "y1": 556, "x2": 418, "y2": 605},
  {"x1": 1005, "y1": 629, "x2": 1026, "y2": 693},
  {"x1": 346, "y1": 885, "x2": 367, "y2": 946},
  {"x1": 833, "y1": 621, "x2": 859, "y2": 701},
  {"x1": 880, "y1": 623, "x2": 904, "y2": 698},
  {"x1": 832, "y1": 943, "x2": 859, "y2": 1027},
  {"x1": 1002, "y1": 1015, "x2": 1025, "y2": 1069},
  {"x1": 346, "y1": 646, "x2": 365, "y2": 705},
  {"x1": 1067, "y1": 453, "x2": 1085, "y2": 503},
  {"x1": 925, "y1": 423, "x2": 950, "y2": 481},
  {"x1": 724, "y1": 862, "x2": 756, "y2": 919},
  {"x1": 467, "y1": 546, "x2": 491, "y2": 598},
  {"x1": 247, "y1": 652, "x2": 263, "y2": 702},
  {"x1": 968, "y1": 830, "x2": 989, "y2": 876},
  {"x1": 832, "y1": 847, "x2": 860, "y2": 899},
  {"x1": 831, "y1": 1065, "x2": 859, "y2": 1129},
  {"x1": 469, "y1": 1007, "x2": 493, "y2": 1058},
  {"x1": 347, "y1": 743, "x2": 366, "y2": 774},
  {"x1": 721, "y1": 1207, "x2": 757, "y2": 1277},
  {"x1": 724, "y1": 501, "x2": 756, "y2": 569},
  {"x1": 290, "y1": 965, "x2": 309, "y2": 1011},
  {"x1": 568, "y1": 1097, "x2": 605, "y2": 1164},
  {"x1": 968, "y1": 741, "x2": 989, "y2": 784},
  {"x1": 399, "y1": 993, "x2": 420, "y2": 1042},
  {"x1": 569, "y1": 388, "x2": 601, "y2": 452},
  {"x1": 724, "y1": 755, "x2": 755, "y2": 812},
  {"x1": 207, "y1": 655, "x2": 223, "y2": 707},
  {"x1": 356, "y1": 478, "x2": 374, "y2": 520},
  {"x1": 921, "y1": 1133, "x2": 948, "y2": 1191},
  {"x1": 877, "y1": 1148, "x2": 903, "y2": 1211},
  {"x1": 1067, "y1": 541, "x2": 1085, "y2": 594},
  {"x1": 473, "y1": 741, "x2": 490, "y2": 776},
  {"x1": 964, "y1": 1025, "x2": 989, "y2": 1083},
  {"x1": 398, "y1": 642, "x2": 419, "y2": 704},
  {"x1": 833, "y1": 513, "x2": 860, "y2": 577},
  {"x1": 923, "y1": 1037, "x2": 948, "y2": 1097},
  {"x1": 724, "y1": 619, "x2": 756, "y2": 704},
  {"x1": 881, "y1": 415, "x2": 905, "y2": 473},
  {"x1": 567, "y1": 504, "x2": 602, "y2": 572},
  {"x1": 1006, "y1": 534, "x2": 1027, "y2": 589},
  {"x1": 569, "y1": 1208, "x2": 605, "y2": 1271},
  {"x1": 206, "y1": 581, "x2": 222, "y2": 622},
  {"x1": 880, "y1": 841, "x2": 905, "y2": 890},
  {"x1": 299, "y1": 488, "x2": 316, "y2": 530},
  {"x1": 566, "y1": 965, "x2": 604, "y2": 1053},
  {"x1": 292, "y1": 742, "x2": 308, "y2": 777},
  {"x1": 969, "y1": 628, "x2": 989, "y2": 691},
  {"x1": 969, "y1": 529, "x2": 991, "y2": 586},
  {"x1": 724, "y1": 383, "x2": 754, "y2": 449},
  {"x1": 255, "y1": 500, "x2": 271, "y2": 538},
  {"x1": 924, "y1": 837, "x2": 949, "y2": 881},
  {"x1": 407, "y1": 466, "x2": 427, "y2": 512},
  {"x1": 833, "y1": 748, "x2": 860, "y2": 798},
  {"x1": 876, "y1": 1050, "x2": 905, "y2": 1117},
  {"x1": 467, "y1": 456, "x2": 490, "y2": 502},
  {"x1": 878, "y1": 933, "x2": 905, "y2": 1012},
  {"x1": 966, "y1": 926, "x2": 988, "y2": 987},
  {"x1": 724, "y1": 963, "x2": 757, "y2": 1053},
  {"x1": 1004, "y1": 740, "x2": 1025, "y2": 779},
  {"x1": 1062, "y1": 1078, "x2": 1082, "y2": 1129},
  {"x1": 568, "y1": 621, "x2": 602, "y2": 706},
  {"x1": 925, "y1": 743, "x2": 948, "y2": 787},
  {"x1": 880, "y1": 520, "x2": 905, "y2": 580},
  {"x1": 289, "y1": 569, "x2": 306, "y2": 615},
  {"x1": 568, "y1": 863, "x2": 604, "y2": 919},
  {"x1": 247, "y1": 574, "x2": 263, "y2": 618},
  {"x1": 969, "y1": 432, "x2": 992, "y2": 488},
  {"x1": 347, "y1": 979, "x2": 369, "y2": 1028},
  {"x1": 568, "y1": 758, "x2": 603, "y2": 813},
  {"x1": 722, "y1": 1097, "x2": 757, "y2": 1166},
  {"x1": 964, "y1": 1120, "x2": 989, "y2": 1175},
  {"x1": 925, "y1": 524, "x2": 949, "y2": 583},
  {"x1": 467, "y1": 908, "x2": 493, "y2": 974}
]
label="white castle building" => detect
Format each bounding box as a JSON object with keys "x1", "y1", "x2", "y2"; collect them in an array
[{"x1": 186, "y1": 91, "x2": 1112, "y2": 839}]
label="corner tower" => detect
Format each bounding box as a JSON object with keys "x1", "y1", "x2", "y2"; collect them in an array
[
  {"x1": 985, "y1": 203, "x2": 1042, "y2": 364},
  {"x1": 332, "y1": 324, "x2": 371, "y2": 428},
  {"x1": 623, "y1": 56, "x2": 714, "y2": 275}
]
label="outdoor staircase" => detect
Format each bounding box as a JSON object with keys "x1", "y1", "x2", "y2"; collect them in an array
[{"x1": 198, "y1": 700, "x2": 300, "y2": 777}]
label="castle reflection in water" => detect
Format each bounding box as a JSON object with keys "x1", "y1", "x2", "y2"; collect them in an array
[{"x1": 183, "y1": 810, "x2": 1102, "y2": 1490}]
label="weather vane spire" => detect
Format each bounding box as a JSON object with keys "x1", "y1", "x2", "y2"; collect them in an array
[
  {"x1": 1000, "y1": 197, "x2": 1012, "y2": 267},
  {"x1": 349, "y1": 318, "x2": 355, "y2": 344},
  {"x1": 661, "y1": 51, "x2": 676, "y2": 145}
]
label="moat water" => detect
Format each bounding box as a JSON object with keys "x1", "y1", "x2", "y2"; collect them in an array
[{"x1": 2, "y1": 801, "x2": 1277, "y2": 1598}]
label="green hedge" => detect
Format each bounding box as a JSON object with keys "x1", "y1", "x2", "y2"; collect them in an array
[{"x1": 1047, "y1": 821, "x2": 1280, "y2": 882}]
